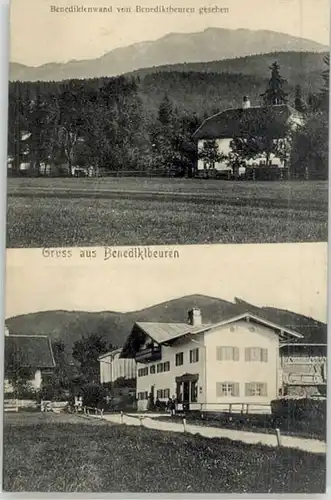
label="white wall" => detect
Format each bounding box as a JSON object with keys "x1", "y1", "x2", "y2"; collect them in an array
[
  {"x1": 100, "y1": 354, "x2": 136, "y2": 384},
  {"x1": 197, "y1": 137, "x2": 288, "y2": 172},
  {"x1": 30, "y1": 369, "x2": 42, "y2": 390},
  {"x1": 197, "y1": 138, "x2": 232, "y2": 172},
  {"x1": 136, "y1": 334, "x2": 205, "y2": 411},
  {"x1": 205, "y1": 320, "x2": 279, "y2": 412}
]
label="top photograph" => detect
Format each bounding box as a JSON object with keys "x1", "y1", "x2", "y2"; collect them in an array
[{"x1": 6, "y1": 0, "x2": 329, "y2": 248}]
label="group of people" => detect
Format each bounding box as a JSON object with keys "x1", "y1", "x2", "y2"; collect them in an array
[{"x1": 151, "y1": 395, "x2": 177, "y2": 415}]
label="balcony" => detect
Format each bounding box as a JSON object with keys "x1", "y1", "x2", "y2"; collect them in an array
[
  {"x1": 284, "y1": 373, "x2": 326, "y2": 385},
  {"x1": 135, "y1": 346, "x2": 162, "y2": 363}
]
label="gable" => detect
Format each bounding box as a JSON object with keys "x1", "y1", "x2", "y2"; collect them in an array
[{"x1": 5, "y1": 335, "x2": 55, "y2": 372}]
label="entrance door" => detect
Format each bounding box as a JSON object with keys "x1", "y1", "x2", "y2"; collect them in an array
[{"x1": 183, "y1": 381, "x2": 190, "y2": 403}]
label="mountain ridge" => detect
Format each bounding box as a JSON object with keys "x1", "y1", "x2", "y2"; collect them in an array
[
  {"x1": 9, "y1": 27, "x2": 328, "y2": 82},
  {"x1": 6, "y1": 295, "x2": 327, "y2": 352}
]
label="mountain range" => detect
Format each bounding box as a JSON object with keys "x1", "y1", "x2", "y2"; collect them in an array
[
  {"x1": 9, "y1": 28, "x2": 328, "y2": 82},
  {"x1": 6, "y1": 295, "x2": 327, "y2": 356}
]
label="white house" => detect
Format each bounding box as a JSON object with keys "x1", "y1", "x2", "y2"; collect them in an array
[
  {"x1": 99, "y1": 348, "x2": 136, "y2": 389},
  {"x1": 193, "y1": 97, "x2": 303, "y2": 176},
  {"x1": 4, "y1": 331, "x2": 56, "y2": 393},
  {"x1": 120, "y1": 307, "x2": 320, "y2": 413}
]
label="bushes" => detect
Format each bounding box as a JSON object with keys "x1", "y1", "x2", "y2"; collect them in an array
[
  {"x1": 81, "y1": 383, "x2": 107, "y2": 409},
  {"x1": 271, "y1": 397, "x2": 326, "y2": 439}
]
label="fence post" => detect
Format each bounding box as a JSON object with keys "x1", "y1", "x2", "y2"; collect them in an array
[
  {"x1": 275, "y1": 428, "x2": 282, "y2": 447},
  {"x1": 120, "y1": 411, "x2": 124, "y2": 424},
  {"x1": 183, "y1": 417, "x2": 187, "y2": 433},
  {"x1": 139, "y1": 415, "x2": 143, "y2": 426}
]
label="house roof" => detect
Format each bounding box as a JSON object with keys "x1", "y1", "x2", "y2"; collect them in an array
[
  {"x1": 98, "y1": 347, "x2": 123, "y2": 361},
  {"x1": 5, "y1": 335, "x2": 56, "y2": 372},
  {"x1": 193, "y1": 104, "x2": 300, "y2": 141},
  {"x1": 121, "y1": 312, "x2": 303, "y2": 357},
  {"x1": 135, "y1": 322, "x2": 206, "y2": 344}
]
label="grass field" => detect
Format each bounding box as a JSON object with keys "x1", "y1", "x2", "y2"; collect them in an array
[
  {"x1": 7, "y1": 178, "x2": 328, "y2": 247},
  {"x1": 2, "y1": 412, "x2": 326, "y2": 493}
]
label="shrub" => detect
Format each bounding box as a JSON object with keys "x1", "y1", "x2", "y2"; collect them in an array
[
  {"x1": 271, "y1": 397, "x2": 326, "y2": 438},
  {"x1": 81, "y1": 383, "x2": 107, "y2": 409}
]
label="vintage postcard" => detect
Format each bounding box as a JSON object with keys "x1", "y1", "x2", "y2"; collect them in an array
[
  {"x1": 3, "y1": 0, "x2": 329, "y2": 495},
  {"x1": 3, "y1": 243, "x2": 328, "y2": 492},
  {"x1": 6, "y1": 0, "x2": 329, "y2": 247}
]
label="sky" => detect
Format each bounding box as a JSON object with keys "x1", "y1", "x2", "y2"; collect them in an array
[
  {"x1": 5, "y1": 243, "x2": 327, "y2": 322},
  {"x1": 9, "y1": 0, "x2": 330, "y2": 66}
]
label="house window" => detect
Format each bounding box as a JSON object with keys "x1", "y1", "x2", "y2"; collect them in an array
[
  {"x1": 216, "y1": 346, "x2": 239, "y2": 361},
  {"x1": 138, "y1": 391, "x2": 148, "y2": 400},
  {"x1": 245, "y1": 382, "x2": 267, "y2": 397},
  {"x1": 190, "y1": 348, "x2": 199, "y2": 363},
  {"x1": 175, "y1": 352, "x2": 184, "y2": 366},
  {"x1": 150, "y1": 365, "x2": 156, "y2": 374},
  {"x1": 216, "y1": 382, "x2": 239, "y2": 397},
  {"x1": 245, "y1": 347, "x2": 268, "y2": 362},
  {"x1": 157, "y1": 361, "x2": 170, "y2": 373},
  {"x1": 156, "y1": 389, "x2": 170, "y2": 399},
  {"x1": 138, "y1": 367, "x2": 148, "y2": 377}
]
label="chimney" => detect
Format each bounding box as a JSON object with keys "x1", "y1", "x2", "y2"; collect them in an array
[
  {"x1": 188, "y1": 308, "x2": 202, "y2": 326},
  {"x1": 242, "y1": 96, "x2": 251, "y2": 109}
]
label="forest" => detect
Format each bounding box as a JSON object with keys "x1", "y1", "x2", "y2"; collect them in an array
[{"x1": 7, "y1": 53, "x2": 329, "y2": 180}]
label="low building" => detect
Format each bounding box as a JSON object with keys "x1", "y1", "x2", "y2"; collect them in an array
[
  {"x1": 4, "y1": 331, "x2": 56, "y2": 393},
  {"x1": 120, "y1": 307, "x2": 323, "y2": 412},
  {"x1": 193, "y1": 97, "x2": 302, "y2": 177},
  {"x1": 99, "y1": 348, "x2": 136, "y2": 395}
]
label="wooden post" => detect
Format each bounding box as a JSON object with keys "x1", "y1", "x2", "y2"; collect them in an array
[
  {"x1": 276, "y1": 428, "x2": 282, "y2": 447},
  {"x1": 183, "y1": 417, "x2": 187, "y2": 433},
  {"x1": 120, "y1": 411, "x2": 124, "y2": 424},
  {"x1": 139, "y1": 415, "x2": 143, "y2": 426}
]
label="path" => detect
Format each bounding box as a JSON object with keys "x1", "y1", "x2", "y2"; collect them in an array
[{"x1": 103, "y1": 413, "x2": 326, "y2": 455}]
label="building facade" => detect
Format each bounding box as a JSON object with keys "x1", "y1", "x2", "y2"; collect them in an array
[
  {"x1": 99, "y1": 348, "x2": 136, "y2": 392},
  {"x1": 121, "y1": 308, "x2": 323, "y2": 412},
  {"x1": 4, "y1": 331, "x2": 56, "y2": 393},
  {"x1": 193, "y1": 98, "x2": 302, "y2": 177}
]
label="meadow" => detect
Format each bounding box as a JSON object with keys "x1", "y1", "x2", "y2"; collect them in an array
[
  {"x1": 6, "y1": 178, "x2": 328, "y2": 247},
  {"x1": 2, "y1": 412, "x2": 326, "y2": 493}
]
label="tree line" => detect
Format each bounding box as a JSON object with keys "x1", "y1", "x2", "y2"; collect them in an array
[{"x1": 8, "y1": 57, "x2": 329, "y2": 179}]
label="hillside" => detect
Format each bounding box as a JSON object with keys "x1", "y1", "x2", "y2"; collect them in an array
[
  {"x1": 9, "y1": 28, "x2": 327, "y2": 82},
  {"x1": 132, "y1": 51, "x2": 326, "y2": 83},
  {"x1": 6, "y1": 295, "x2": 326, "y2": 355},
  {"x1": 9, "y1": 51, "x2": 326, "y2": 119}
]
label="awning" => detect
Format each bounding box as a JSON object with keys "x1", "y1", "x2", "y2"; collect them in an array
[{"x1": 175, "y1": 373, "x2": 199, "y2": 383}]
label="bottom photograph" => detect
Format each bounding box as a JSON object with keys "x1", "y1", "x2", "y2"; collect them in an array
[{"x1": 3, "y1": 243, "x2": 327, "y2": 493}]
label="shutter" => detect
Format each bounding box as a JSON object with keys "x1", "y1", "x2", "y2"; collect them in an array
[
  {"x1": 245, "y1": 383, "x2": 250, "y2": 396},
  {"x1": 261, "y1": 383, "x2": 267, "y2": 397},
  {"x1": 245, "y1": 348, "x2": 250, "y2": 361},
  {"x1": 233, "y1": 383, "x2": 239, "y2": 397},
  {"x1": 233, "y1": 347, "x2": 239, "y2": 361},
  {"x1": 261, "y1": 348, "x2": 268, "y2": 362},
  {"x1": 216, "y1": 382, "x2": 222, "y2": 397},
  {"x1": 216, "y1": 347, "x2": 222, "y2": 361}
]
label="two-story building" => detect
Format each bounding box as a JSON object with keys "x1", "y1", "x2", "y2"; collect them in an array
[
  {"x1": 121, "y1": 307, "x2": 314, "y2": 412},
  {"x1": 193, "y1": 97, "x2": 302, "y2": 177}
]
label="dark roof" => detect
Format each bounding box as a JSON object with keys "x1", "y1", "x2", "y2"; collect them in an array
[
  {"x1": 193, "y1": 104, "x2": 300, "y2": 140},
  {"x1": 121, "y1": 311, "x2": 303, "y2": 357},
  {"x1": 5, "y1": 335, "x2": 56, "y2": 372}
]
